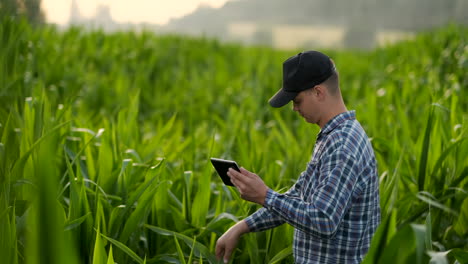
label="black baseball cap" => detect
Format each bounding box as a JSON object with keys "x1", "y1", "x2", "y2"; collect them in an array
[{"x1": 269, "y1": 50, "x2": 334, "y2": 108}]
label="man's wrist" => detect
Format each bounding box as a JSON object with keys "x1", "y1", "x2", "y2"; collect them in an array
[
  {"x1": 258, "y1": 186, "x2": 269, "y2": 206},
  {"x1": 234, "y1": 220, "x2": 250, "y2": 235}
]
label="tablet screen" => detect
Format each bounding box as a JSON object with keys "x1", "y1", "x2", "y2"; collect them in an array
[{"x1": 210, "y1": 158, "x2": 240, "y2": 186}]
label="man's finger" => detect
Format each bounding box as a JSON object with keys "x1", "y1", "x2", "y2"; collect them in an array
[
  {"x1": 223, "y1": 246, "x2": 234, "y2": 264},
  {"x1": 228, "y1": 175, "x2": 243, "y2": 191},
  {"x1": 232, "y1": 178, "x2": 245, "y2": 191},
  {"x1": 240, "y1": 167, "x2": 255, "y2": 178},
  {"x1": 239, "y1": 167, "x2": 250, "y2": 175},
  {"x1": 228, "y1": 169, "x2": 246, "y2": 183},
  {"x1": 228, "y1": 168, "x2": 242, "y2": 177},
  {"x1": 215, "y1": 243, "x2": 224, "y2": 260},
  {"x1": 230, "y1": 177, "x2": 238, "y2": 188},
  {"x1": 217, "y1": 249, "x2": 224, "y2": 261}
]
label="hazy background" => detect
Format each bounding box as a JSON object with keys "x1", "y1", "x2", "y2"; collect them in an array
[{"x1": 3, "y1": 0, "x2": 468, "y2": 49}]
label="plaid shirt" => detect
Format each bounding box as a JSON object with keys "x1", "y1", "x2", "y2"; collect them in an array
[{"x1": 245, "y1": 111, "x2": 380, "y2": 263}]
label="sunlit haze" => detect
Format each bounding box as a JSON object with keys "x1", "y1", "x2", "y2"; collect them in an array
[{"x1": 42, "y1": 0, "x2": 229, "y2": 25}]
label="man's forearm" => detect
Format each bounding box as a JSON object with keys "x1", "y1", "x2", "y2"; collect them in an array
[{"x1": 230, "y1": 220, "x2": 250, "y2": 236}]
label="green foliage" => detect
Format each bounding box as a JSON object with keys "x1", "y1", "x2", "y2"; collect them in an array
[
  {"x1": 0, "y1": 16, "x2": 467, "y2": 263},
  {"x1": 0, "y1": 0, "x2": 44, "y2": 25}
]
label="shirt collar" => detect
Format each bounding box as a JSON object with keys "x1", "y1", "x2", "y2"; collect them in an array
[{"x1": 317, "y1": 110, "x2": 356, "y2": 138}]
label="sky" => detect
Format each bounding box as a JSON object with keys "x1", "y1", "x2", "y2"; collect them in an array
[{"x1": 41, "y1": 0, "x2": 230, "y2": 25}]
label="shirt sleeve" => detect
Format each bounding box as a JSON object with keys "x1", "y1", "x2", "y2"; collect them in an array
[
  {"x1": 244, "y1": 172, "x2": 306, "y2": 232},
  {"x1": 263, "y1": 150, "x2": 359, "y2": 238}
]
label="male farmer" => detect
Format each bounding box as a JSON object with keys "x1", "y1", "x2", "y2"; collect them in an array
[{"x1": 216, "y1": 50, "x2": 381, "y2": 263}]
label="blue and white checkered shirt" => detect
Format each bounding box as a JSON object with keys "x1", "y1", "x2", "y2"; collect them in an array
[{"x1": 245, "y1": 111, "x2": 381, "y2": 263}]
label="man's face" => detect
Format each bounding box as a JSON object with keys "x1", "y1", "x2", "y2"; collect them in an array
[{"x1": 292, "y1": 87, "x2": 321, "y2": 124}]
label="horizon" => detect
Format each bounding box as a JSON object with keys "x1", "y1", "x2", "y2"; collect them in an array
[{"x1": 42, "y1": 0, "x2": 229, "y2": 26}]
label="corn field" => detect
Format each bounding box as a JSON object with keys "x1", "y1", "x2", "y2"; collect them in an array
[{"x1": 0, "y1": 17, "x2": 467, "y2": 263}]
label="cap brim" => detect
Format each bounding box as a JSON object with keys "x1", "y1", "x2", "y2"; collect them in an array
[{"x1": 268, "y1": 88, "x2": 297, "y2": 108}]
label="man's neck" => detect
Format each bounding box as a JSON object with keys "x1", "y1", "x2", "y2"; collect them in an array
[{"x1": 318, "y1": 101, "x2": 348, "y2": 128}]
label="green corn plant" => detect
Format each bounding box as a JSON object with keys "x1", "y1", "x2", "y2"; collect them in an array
[{"x1": 0, "y1": 15, "x2": 466, "y2": 264}]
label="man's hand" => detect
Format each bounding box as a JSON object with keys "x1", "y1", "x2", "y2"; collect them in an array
[
  {"x1": 216, "y1": 220, "x2": 249, "y2": 263},
  {"x1": 227, "y1": 167, "x2": 268, "y2": 205}
]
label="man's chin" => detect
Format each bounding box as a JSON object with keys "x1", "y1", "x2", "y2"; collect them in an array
[{"x1": 304, "y1": 117, "x2": 317, "y2": 124}]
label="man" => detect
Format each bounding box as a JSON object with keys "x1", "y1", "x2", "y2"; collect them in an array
[{"x1": 215, "y1": 51, "x2": 381, "y2": 263}]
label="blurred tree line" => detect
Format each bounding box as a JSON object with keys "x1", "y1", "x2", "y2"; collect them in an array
[
  {"x1": 165, "y1": 0, "x2": 467, "y2": 49},
  {"x1": 0, "y1": 0, "x2": 44, "y2": 24}
]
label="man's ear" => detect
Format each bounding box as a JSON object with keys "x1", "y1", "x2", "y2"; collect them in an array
[{"x1": 314, "y1": 85, "x2": 327, "y2": 101}]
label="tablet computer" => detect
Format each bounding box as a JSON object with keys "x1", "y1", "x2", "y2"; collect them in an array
[{"x1": 210, "y1": 158, "x2": 240, "y2": 186}]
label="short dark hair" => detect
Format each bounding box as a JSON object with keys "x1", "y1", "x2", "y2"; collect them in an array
[{"x1": 322, "y1": 68, "x2": 339, "y2": 95}]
